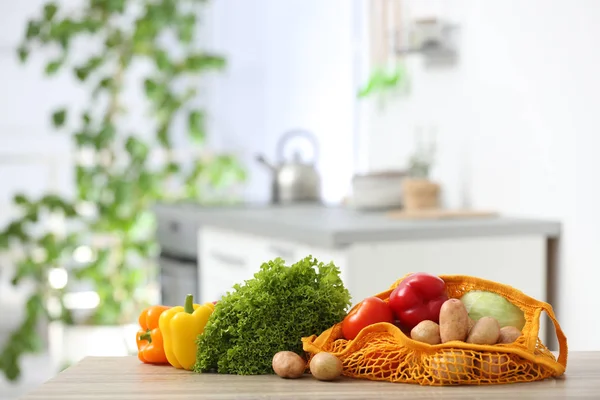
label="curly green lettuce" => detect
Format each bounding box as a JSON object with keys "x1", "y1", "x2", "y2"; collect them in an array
[{"x1": 194, "y1": 255, "x2": 351, "y2": 375}]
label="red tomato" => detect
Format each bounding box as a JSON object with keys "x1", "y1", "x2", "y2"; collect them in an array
[
  {"x1": 342, "y1": 297, "x2": 395, "y2": 340},
  {"x1": 388, "y1": 272, "x2": 449, "y2": 330}
]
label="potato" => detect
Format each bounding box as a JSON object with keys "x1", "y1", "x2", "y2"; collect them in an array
[
  {"x1": 309, "y1": 352, "x2": 343, "y2": 381},
  {"x1": 439, "y1": 299, "x2": 470, "y2": 343},
  {"x1": 272, "y1": 351, "x2": 306, "y2": 379},
  {"x1": 498, "y1": 326, "x2": 522, "y2": 344},
  {"x1": 476, "y1": 354, "x2": 511, "y2": 378},
  {"x1": 468, "y1": 317, "x2": 476, "y2": 333},
  {"x1": 466, "y1": 316, "x2": 500, "y2": 345},
  {"x1": 411, "y1": 320, "x2": 441, "y2": 345},
  {"x1": 429, "y1": 350, "x2": 473, "y2": 383}
]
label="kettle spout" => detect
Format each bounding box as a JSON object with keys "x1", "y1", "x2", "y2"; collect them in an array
[{"x1": 255, "y1": 154, "x2": 277, "y2": 172}]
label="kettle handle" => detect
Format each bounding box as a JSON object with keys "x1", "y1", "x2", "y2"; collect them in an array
[{"x1": 276, "y1": 129, "x2": 319, "y2": 165}]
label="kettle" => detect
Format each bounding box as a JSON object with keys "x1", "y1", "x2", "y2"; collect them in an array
[{"x1": 256, "y1": 130, "x2": 321, "y2": 204}]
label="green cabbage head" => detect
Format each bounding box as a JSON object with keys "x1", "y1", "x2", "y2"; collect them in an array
[{"x1": 460, "y1": 290, "x2": 526, "y2": 330}]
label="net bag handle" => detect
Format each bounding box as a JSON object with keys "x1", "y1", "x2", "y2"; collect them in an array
[{"x1": 533, "y1": 300, "x2": 568, "y2": 368}]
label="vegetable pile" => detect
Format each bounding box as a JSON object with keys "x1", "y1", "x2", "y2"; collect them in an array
[
  {"x1": 340, "y1": 272, "x2": 525, "y2": 348},
  {"x1": 194, "y1": 256, "x2": 351, "y2": 375},
  {"x1": 134, "y1": 263, "x2": 537, "y2": 386}
]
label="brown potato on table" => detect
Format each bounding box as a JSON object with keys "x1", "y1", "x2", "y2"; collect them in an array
[
  {"x1": 411, "y1": 320, "x2": 441, "y2": 345},
  {"x1": 439, "y1": 299, "x2": 470, "y2": 343},
  {"x1": 467, "y1": 316, "x2": 500, "y2": 345},
  {"x1": 272, "y1": 351, "x2": 306, "y2": 379},
  {"x1": 309, "y1": 352, "x2": 343, "y2": 381}
]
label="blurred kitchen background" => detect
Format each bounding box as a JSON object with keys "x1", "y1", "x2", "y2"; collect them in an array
[{"x1": 1, "y1": 0, "x2": 598, "y2": 398}]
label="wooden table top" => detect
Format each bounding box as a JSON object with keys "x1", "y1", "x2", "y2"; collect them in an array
[{"x1": 20, "y1": 352, "x2": 598, "y2": 399}]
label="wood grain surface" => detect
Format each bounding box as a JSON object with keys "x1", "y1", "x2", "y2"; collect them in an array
[
  {"x1": 21, "y1": 353, "x2": 598, "y2": 399},
  {"x1": 388, "y1": 208, "x2": 498, "y2": 220}
]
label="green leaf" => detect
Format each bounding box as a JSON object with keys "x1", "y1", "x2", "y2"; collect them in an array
[
  {"x1": 43, "y1": 3, "x2": 59, "y2": 21},
  {"x1": 93, "y1": 77, "x2": 114, "y2": 97},
  {"x1": 125, "y1": 136, "x2": 149, "y2": 163},
  {"x1": 82, "y1": 112, "x2": 91, "y2": 125},
  {"x1": 157, "y1": 125, "x2": 169, "y2": 147},
  {"x1": 74, "y1": 66, "x2": 89, "y2": 81},
  {"x1": 0, "y1": 233, "x2": 9, "y2": 249},
  {"x1": 80, "y1": 17, "x2": 103, "y2": 34},
  {"x1": 122, "y1": 267, "x2": 145, "y2": 292},
  {"x1": 138, "y1": 171, "x2": 156, "y2": 193},
  {"x1": 188, "y1": 110, "x2": 205, "y2": 143},
  {"x1": 183, "y1": 53, "x2": 226, "y2": 72},
  {"x1": 45, "y1": 58, "x2": 63, "y2": 75},
  {"x1": 40, "y1": 195, "x2": 75, "y2": 217},
  {"x1": 5, "y1": 221, "x2": 27, "y2": 242},
  {"x1": 95, "y1": 124, "x2": 116, "y2": 148},
  {"x1": 143, "y1": 78, "x2": 168, "y2": 106},
  {"x1": 52, "y1": 109, "x2": 67, "y2": 127},
  {"x1": 74, "y1": 131, "x2": 92, "y2": 146},
  {"x1": 12, "y1": 259, "x2": 38, "y2": 285},
  {"x1": 107, "y1": 0, "x2": 126, "y2": 13},
  {"x1": 177, "y1": 14, "x2": 195, "y2": 43},
  {"x1": 13, "y1": 194, "x2": 29, "y2": 206},
  {"x1": 17, "y1": 45, "x2": 29, "y2": 63},
  {"x1": 143, "y1": 78, "x2": 157, "y2": 96},
  {"x1": 152, "y1": 49, "x2": 171, "y2": 72},
  {"x1": 39, "y1": 233, "x2": 59, "y2": 261},
  {"x1": 74, "y1": 56, "x2": 103, "y2": 82},
  {"x1": 105, "y1": 29, "x2": 123, "y2": 48},
  {"x1": 24, "y1": 207, "x2": 39, "y2": 223},
  {"x1": 25, "y1": 20, "x2": 41, "y2": 40},
  {"x1": 73, "y1": 250, "x2": 109, "y2": 280},
  {"x1": 114, "y1": 179, "x2": 133, "y2": 205},
  {"x1": 133, "y1": 17, "x2": 158, "y2": 44},
  {"x1": 48, "y1": 18, "x2": 76, "y2": 49},
  {"x1": 90, "y1": 0, "x2": 126, "y2": 15},
  {"x1": 165, "y1": 162, "x2": 179, "y2": 175}
]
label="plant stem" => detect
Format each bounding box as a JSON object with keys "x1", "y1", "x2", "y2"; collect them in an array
[
  {"x1": 107, "y1": 63, "x2": 123, "y2": 121},
  {"x1": 184, "y1": 294, "x2": 194, "y2": 314},
  {"x1": 139, "y1": 331, "x2": 152, "y2": 342}
]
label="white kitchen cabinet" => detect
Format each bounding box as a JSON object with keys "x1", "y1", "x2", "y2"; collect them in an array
[
  {"x1": 198, "y1": 226, "x2": 548, "y2": 340},
  {"x1": 198, "y1": 227, "x2": 264, "y2": 302}
]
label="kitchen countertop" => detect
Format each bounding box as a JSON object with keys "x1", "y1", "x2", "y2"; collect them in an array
[
  {"x1": 155, "y1": 203, "x2": 561, "y2": 248},
  {"x1": 20, "y1": 353, "x2": 596, "y2": 399}
]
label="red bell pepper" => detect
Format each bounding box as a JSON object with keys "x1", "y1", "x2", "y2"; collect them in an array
[
  {"x1": 388, "y1": 272, "x2": 449, "y2": 330},
  {"x1": 342, "y1": 296, "x2": 395, "y2": 340}
]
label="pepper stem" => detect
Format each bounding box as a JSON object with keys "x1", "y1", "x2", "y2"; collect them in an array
[
  {"x1": 184, "y1": 294, "x2": 194, "y2": 314},
  {"x1": 139, "y1": 331, "x2": 152, "y2": 343}
]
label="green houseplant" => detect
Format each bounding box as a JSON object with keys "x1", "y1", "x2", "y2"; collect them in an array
[{"x1": 0, "y1": 0, "x2": 246, "y2": 381}]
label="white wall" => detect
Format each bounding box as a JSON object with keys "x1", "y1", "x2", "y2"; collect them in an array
[
  {"x1": 207, "y1": 0, "x2": 358, "y2": 204},
  {"x1": 0, "y1": 0, "x2": 79, "y2": 226},
  {"x1": 361, "y1": 0, "x2": 600, "y2": 350}
]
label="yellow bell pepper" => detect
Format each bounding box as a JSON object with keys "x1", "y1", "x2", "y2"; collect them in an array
[{"x1": 159, "y1": 294, "x2": 215, "y2": 370}]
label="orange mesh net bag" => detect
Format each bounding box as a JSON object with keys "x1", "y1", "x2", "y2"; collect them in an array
[{"x1": 302, "y1": 274, "x2": 568, "y2": 386}]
